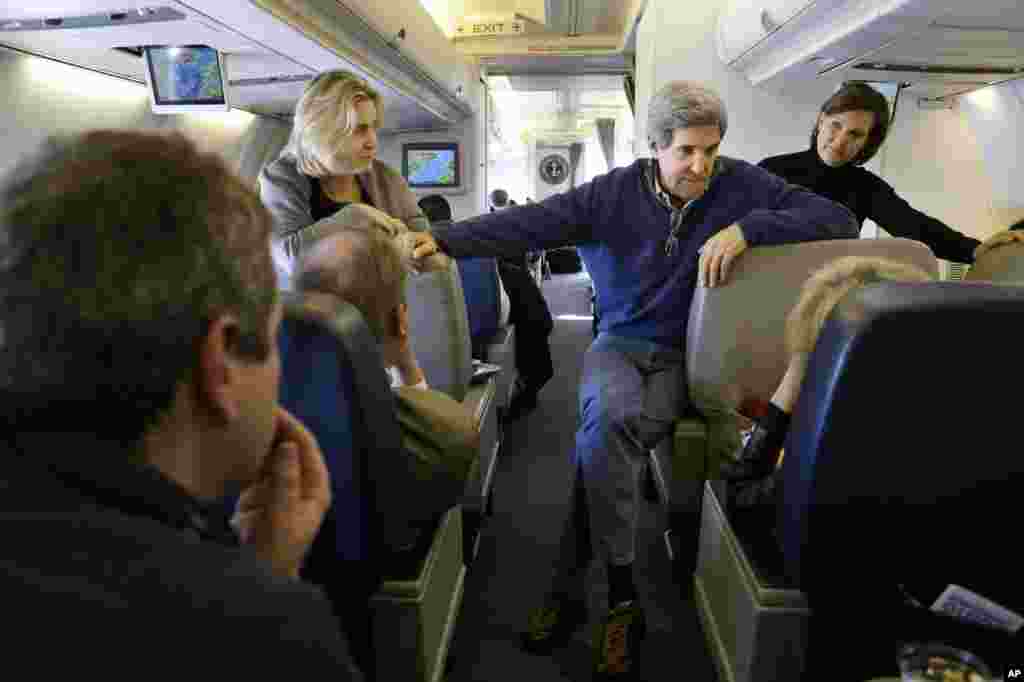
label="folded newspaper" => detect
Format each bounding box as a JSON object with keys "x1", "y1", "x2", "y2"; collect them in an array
[
  {"x1": 931, "y1": 584, "x2": 1024, "y2": 634},
  {"x1": 471, "y1": 360, "x2": 501, "y2": 382}
]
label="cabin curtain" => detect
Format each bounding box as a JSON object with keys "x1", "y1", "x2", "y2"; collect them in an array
[
  {"x1": 568, "y1": 142, "x2": 584, "y2": 188},
  {"x1": 595, "y1": 118, "x2": 615, "y2": 171}
]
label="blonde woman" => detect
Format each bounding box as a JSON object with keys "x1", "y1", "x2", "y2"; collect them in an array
[
  {"x1": 722, "y1": 256, "x2": 934, "y2": 484},
  {"x1": 259, "y1": 69, "x2": 432, "y2": 275}
]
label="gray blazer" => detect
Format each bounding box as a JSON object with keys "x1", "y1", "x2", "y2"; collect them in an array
[{"x1": 259, "y1": 152, "x2": 431, "y2": 264}]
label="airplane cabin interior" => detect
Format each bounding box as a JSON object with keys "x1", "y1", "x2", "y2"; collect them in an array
[{"x1": 1, "y1": 0, "x2": 1023, "y2": 680}]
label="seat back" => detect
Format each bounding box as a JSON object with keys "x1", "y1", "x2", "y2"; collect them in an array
[
  {"x1": 779, "y1": 281, "x2": 1024, "y2": 617},
  {"x1": 684, "y1": 238, "x2": 938, "y2": 467},
  {"x1": 964, "y1": 240, "x2": 1024, "y2": 283},
  {"x1": 404, "y1": 259, "x2": 473, "y2": 402},
  {"x1": 277, "y1": 291, "x2": 428, "y2": 679},
  {"x1": 456, "y1": 257, "x2": 503, "y2": 360}
]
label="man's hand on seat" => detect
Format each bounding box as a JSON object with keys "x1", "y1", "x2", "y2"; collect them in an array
[
  {"x1": 397, "y1": 231, "x2": 449, "y2": 272},
  {"x1": 699, "y1": 223, "x2": 748, "y2": 288},
  {"x1": 407, "y1": 231, "x2": 442, "y2": 262},
  {"x1": 974, "y1": 229, "x2": 1024, "y2": 261}
]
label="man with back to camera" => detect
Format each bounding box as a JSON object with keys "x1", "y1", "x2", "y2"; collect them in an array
[
  {"x1": 405, "y1": 81, "x2": 859, "y2": 679},
  {"x1": 0, "y1": 130, "x2": 362, "y2": 677}
]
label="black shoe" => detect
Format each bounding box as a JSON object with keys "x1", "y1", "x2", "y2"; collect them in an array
[
  {"x1": 719, "y1": 404, "x2": 791, "y2": 482},
  {"x1": 593, "y1": 601, "x2": 647, "y2": 680},
  {"x1": 504, "y1": 388, "x2": 538, "y2": 423},
  {"x1": 521, "y1": 594, "x2": 588, "y2": 655}
]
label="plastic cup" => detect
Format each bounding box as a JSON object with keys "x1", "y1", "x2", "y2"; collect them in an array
[{"x1": 897, "y1": 642, "x2": 995, "y2": 682}]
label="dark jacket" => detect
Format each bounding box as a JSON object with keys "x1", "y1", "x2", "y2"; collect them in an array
[
  {"x1": 759, "y1": 149, "x2": 980, "y2": 263},
  {"x1": 432, "y1": 157, "x2": 858, "y2": 348},
  {"x1": 0, "y1": 431, "x2": 363, "y2": 678}
]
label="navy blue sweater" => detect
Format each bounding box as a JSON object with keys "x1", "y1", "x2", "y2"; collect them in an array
[{"x1": 432, "y1": 157, "x2": 858, "y2": 348}]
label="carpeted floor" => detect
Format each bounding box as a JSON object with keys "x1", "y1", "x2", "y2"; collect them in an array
[{"x1": 444, "y1": 272, "x2": 719, "y2": 682}]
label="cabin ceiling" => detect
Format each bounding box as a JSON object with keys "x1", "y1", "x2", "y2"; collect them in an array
[
  {"x1": 0, "y1": 1, "x2": 464, "y2": 130},
  {"x1": 452, "y1": 0, "x2": 635, "y2": 37},
  {"x1": 2, "y1": 0, "x2": 1020, "y2": 127},
  {"x1": 829, "y1": 0, "x2": 1024, "y2": 99}
]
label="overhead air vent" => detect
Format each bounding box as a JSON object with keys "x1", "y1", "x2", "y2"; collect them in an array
[
  {"x1": 852, "y1": 62, "x2": 1023, "y2": 76},
  {"x1": 0, "y1": 7, "x2": 186, "y2": 32},
  {"x1": 229, "y1": 74, "x2": 314, "y2": 87}
]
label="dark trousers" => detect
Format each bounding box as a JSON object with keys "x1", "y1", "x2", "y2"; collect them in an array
[{"x1": 497, "y1": 259, "x2": 554, "y2": 393}]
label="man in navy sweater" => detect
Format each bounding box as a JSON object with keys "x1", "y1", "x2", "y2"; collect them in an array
[{"x1": 408, "y1": 80, "x2": 858, "y2": 679}]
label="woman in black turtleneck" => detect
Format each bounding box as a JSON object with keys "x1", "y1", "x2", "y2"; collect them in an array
[{"x1": 759, "y1": 82, "x2": 983, "y2": 264}]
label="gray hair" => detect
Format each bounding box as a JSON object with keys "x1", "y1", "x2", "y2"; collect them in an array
[
  {"x1": 646, "y1": 81, "x2": 728, "y2": 150},
  {"x1": 294, "y1": 215, "x2": 407, "y2": 342}
]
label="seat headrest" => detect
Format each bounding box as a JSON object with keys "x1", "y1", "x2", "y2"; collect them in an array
[
  {"x1": 685, "y1": 238, "x2": 936, "y2": 462},
  {"x1": 404, "y1": 259, "x2": 473, "y2": 402},
  {"x1": 277, "y1": 291, "x2": 421, "y2": 556},
  {"x1": 778, "y1": 281, "x2": 1024, "y2": 611},
  {"x1": 964, "y1": 241, "x2": 1024, "y2": 283}
]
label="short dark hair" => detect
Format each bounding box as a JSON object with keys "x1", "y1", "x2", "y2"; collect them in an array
[
  {"x1": 489, "y1": 188, "x2": 508, "y2": 208},
  {"x1": 417, "y1": 194, "x2": 452, "y2": 223},
  {"x1": 0, "y1": 130, "x2": 277, "y2": 443},
  {"x1": 1010, "y1": 219, "x2": 1024, "y2": 231},
  {"x1": 811, "y1": 82, "x2": 891, "y2": 165}
]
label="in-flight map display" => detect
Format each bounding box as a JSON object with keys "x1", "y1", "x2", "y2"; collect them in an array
[{"x1": 407, "y1": 149, "x2": 457, "y2": 186}]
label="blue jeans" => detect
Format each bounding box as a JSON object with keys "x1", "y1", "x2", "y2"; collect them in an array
[{"x1": 551, "y1": 333, "x2": 687, "y2": 592}]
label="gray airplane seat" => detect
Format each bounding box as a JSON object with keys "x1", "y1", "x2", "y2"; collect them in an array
[
  {"x1": 964, "y1": 239, "x2": 1024, "y2": 283},
  {"x1": 781, "y1": 281, "x2": 1024, "y2": 680},
  {"x1": 277, "y1": 291, "x2": 465, "y2": 682},
  {"x1": 404, "y1": 259, "x2": 501, "y2": 563},
  {"x1": 404, "y1": 259, "x2": 474, "y2": 402},
  {"x1": 675, "y1": 238, "x2": 938, "y2": 682}
]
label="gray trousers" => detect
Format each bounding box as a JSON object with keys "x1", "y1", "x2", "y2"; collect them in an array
[{"x1": 551, "y1": 333, "x2": 687, "y2": 593}]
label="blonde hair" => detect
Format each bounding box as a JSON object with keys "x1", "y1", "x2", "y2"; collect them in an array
[
  {"x1": 289, "y1": 70, "x2": 383, "y2": 177},
  {"x1": 785, "y1": 256, "x2": 933, "y2": 355},
  {"x1": 294, "y1": 207, "x2": 407, "y2": 341}
]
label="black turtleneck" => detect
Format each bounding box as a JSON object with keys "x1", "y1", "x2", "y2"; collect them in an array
[{"x1": 759, "y1": 149, "x2": 980, "y2": 264}]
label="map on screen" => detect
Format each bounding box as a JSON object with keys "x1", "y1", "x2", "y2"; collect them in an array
[
  {"x1": 150, "y1": 47, "x2": 224, "y2": 103},
  {"x1": 407, "y1": 149, "x2": 456, "y2": 186}
]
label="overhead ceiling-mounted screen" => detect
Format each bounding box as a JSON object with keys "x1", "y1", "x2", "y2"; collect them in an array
[{"x1": 143, "y1": 45, "x2": 230, "y2": 113}]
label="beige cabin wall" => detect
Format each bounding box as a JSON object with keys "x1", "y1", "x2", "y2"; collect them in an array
[
  {"x1": 376, "y1": 61, "x2": 486, "y2": 221},
  {"x1": 634, "y1": 0, "x2": 842, "y2": 168},
  {"x1": 877, "y1": 102, "x2": 1021, "y2": 244}
]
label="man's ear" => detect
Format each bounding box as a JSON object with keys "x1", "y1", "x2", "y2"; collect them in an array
[{"x1": 195, "y1": 313, "x2": 243, "y2": 422}]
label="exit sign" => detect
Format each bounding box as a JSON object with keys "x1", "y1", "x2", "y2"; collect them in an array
[{"x1": 454, "y1": 18, "x2": 526, "y2": 38}]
